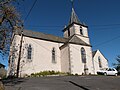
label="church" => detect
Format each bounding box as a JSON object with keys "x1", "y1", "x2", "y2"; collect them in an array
[{"x1": 8, "y1": 7, "x2": 109, "y2": 77}]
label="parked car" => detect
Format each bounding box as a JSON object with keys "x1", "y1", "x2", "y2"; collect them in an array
[{"x1": 97, "y1": 68, "x2": 118, "y2": 76}]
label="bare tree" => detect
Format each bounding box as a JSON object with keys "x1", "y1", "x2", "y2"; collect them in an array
[
  {"x1": 113, "y1": 55, "x2": 120, "y2": 71},
  {"x1": 0, "y1": 0, "x2": 22, "y2": 55}
]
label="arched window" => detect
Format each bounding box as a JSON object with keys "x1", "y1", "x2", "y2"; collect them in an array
[
  {"x1": 68, "y1": 28, "x2": 70, "y2": 37},
  {"x1": 80, "y1": 27, "x2": 83, "y2": 35},
  {"x1": 81, "y1": 47, "x2": 86, "y2": 63},
  {"x1": 52, "y1": 47, "x2": 56, "y2": 63},
  {"x1": 27, "y1": 44, "x2": 32, "y2": 60},
  {"x1": 98, "y1": 56, "x2": 102, "y2": 68}
]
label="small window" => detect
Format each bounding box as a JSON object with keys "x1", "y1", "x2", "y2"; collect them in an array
[
  {"x1": 108, "y1": 68, "x2": 112, "y2": 71},
  {"x1": 98, "y1": 56, "x2": 102, "y2": 68},
  {"x1": 52, "y1": 47, "x2": 56, "y2": 63},
  {"x1": 80, "y1": 27, "x2": 83, "y2": 35},
  {"x1": 68, "y1": 29, "x2": 70, "y2": 37},
  {"x1": 112, "y1": 69, "x2": 115, "y2": 71},
  {"x1": 27, "y1": 44, "x2": 32, "y2": 60}
]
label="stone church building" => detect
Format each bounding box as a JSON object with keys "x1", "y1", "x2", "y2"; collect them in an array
[{"x1": 8, "y1": 7, "x2": 108, "y2": 77}]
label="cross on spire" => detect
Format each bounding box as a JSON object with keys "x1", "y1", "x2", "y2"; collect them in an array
[
  {"x1": 71, "y1": 0, "x2": 74, "y2": 9},
  {"x1": 69, "y1": 0, "x2": 81, "y2": 25}
]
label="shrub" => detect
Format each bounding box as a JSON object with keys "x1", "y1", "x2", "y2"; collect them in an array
[{"x1": 30, "y1": 71, "x2": 67, "y2": 77}]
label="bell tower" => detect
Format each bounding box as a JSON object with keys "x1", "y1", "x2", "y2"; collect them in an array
[{"x1": 63, "y1": 2, "x2": 90, "y2": 44}]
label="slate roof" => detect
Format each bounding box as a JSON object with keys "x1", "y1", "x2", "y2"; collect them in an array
[
  {"x1": 69, "y1": 8, "x2": 81, "y2": 25},
  {"x1": 63, "y1": 8, "x2": 88, "y2": 32},
  {"x1": 15, "y1": 30, "x2": 67, "y2": 43},
  {"x1": 14, "y1": 29, "x2": 91, "y2": 46},
  {"x1": 92, "y1": 50, "x2": 97, "y2": 57},
  {"x1": 68, "y1": 35, "x2": 91, "y2": 46},
  {"x1": 92, "y1": 50, "x2": 108, "y2": 61}
]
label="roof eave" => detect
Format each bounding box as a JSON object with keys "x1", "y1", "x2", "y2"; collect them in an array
[
  {"x1": 62, "y1": 22, "x2": 88, "y2": 32},
  {"x1": 60, "y1": 41, "x2": 92, "y2": 50}
]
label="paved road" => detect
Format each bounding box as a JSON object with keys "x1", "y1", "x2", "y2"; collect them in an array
[{"x1": 2, "y1": 76, "x2": 120, "y2": 90}]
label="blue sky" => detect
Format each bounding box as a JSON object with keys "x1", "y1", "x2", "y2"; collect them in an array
[{"x1": 1, "y1": 0, "x2": 120, "y2": 68}]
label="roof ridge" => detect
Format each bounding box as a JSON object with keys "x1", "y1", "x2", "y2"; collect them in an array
[
  {"x1": 15, "y1": 29, "x2": 67, "y2": 40},
  {"x1": 25, "y1": 30, "x2": 66, "y2": 39},
  {"x1": 14, "y1": 29, "x2": 67, "y2": 43}
]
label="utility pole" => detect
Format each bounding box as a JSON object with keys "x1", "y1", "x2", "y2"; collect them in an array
[{"x1": 16, "y1": 25, "x2": 24, "y2": 78}]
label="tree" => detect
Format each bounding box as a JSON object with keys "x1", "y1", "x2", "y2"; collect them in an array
[
  {"x1": 0, "y1": 0, "x2": 22, "y2": 55},
  {"x1": 113, "y1": 55, "x2": 120, "y2": 71}
]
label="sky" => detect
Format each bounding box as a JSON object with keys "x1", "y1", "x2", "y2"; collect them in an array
[{"x1": 1, "y1": 0, "x2": 120, "y2": 68}]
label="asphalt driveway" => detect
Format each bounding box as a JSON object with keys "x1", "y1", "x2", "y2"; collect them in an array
[{"x1": 2, "y1": 76, "x2": 120, "y2": 90}]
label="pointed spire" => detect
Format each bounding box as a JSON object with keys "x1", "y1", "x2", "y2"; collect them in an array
[{"x1": 69, "y1": 7, "x2": 81, "y2": 25}]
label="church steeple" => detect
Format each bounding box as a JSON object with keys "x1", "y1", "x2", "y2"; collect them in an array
[
  {"x1": 69, "y1": 7, "x2": 81, "y2": 25},
  {"x1": 63, "y1": 1, "x2": 90, "y2": 45}
]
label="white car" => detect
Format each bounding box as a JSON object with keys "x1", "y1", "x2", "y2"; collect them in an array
[{"x1": 97, "y1": 68, "x2": 118, "y2": 76}]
